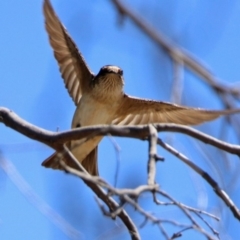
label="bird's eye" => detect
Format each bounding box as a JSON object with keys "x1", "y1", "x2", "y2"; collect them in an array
[
  {"x1": 118, "y1": 69, "x2": 123, "y2": 76},
  {"x1": 100, "y1": 68, "x2": 109, "y2": 75}
]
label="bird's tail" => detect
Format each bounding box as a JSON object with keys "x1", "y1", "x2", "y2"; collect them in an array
[{"x1": 42, "y1": 147, "x2": 99, "y2": 176}]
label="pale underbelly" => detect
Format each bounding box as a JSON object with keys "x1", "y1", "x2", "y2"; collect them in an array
[{"x1": 70, "y1": 98, "x2": 115, "y2": 162}]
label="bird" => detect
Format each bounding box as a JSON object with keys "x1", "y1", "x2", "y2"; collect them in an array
[{"x1": 42, "y1": 0, "x2": 240, "y2": 175}]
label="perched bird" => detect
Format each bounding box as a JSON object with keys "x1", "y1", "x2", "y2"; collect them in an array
[{"x1": 42, "y1": 0, "x2": 240, "y2": 175}]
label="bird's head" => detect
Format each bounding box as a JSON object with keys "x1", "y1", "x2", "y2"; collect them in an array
[
  {"x1": 92, "y1": 65, "x2": 124, "y2": 98},
  {"x1": 98, "y1": 65, "x2": 123, "y2": 77}
]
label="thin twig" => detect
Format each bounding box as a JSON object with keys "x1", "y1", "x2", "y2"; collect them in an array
[
  {"x1": 156, "y1": 189, "x2": 218, "y2": 240},
  {"x1": 153, "y1": 197, "x2": 219, "y2": 221}
]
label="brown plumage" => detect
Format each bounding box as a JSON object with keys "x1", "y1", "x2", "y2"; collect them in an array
[
  {"x1": 43, "y1": 0, "x2": 93, "y2": 105},
  {"x1": 42, "y1": 0, "x2": 240, "y2": 176},
  {"x1": 112, "y1": 95, "x2": 240, "y2": 126},
  {"x1": 42, "y1": 146, "x2": 99, "y2": 176}
]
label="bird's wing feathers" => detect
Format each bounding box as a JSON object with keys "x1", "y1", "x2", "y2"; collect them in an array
[
  {"x1": 43, "y1": 0, "x2": 93, "y2": 105},
  {"x1": 112, "y1": 95, "x2": 240, "y2": 126}
]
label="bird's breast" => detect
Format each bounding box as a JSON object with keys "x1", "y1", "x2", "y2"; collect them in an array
[{"x1": 71, "y1": 94, "x2": 117, "y2": 127}]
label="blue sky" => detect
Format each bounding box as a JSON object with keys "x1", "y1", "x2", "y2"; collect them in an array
[{"x1": 1, "y1": 0, "x2": 240, "y2": 239}]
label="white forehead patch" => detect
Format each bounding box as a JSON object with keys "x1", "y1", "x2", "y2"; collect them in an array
[
  {"x1": 103, "y1": 65, "x2": 120, "y2": 73},
  {"x1": 109, "y1": 66, "x2": 120, "y2": 73}
]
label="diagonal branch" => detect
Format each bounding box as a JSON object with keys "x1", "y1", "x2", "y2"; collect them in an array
[
  {"x1": 111, "y1": 0, "x2": 240, "y2": 100},
  {"x1": 157, "y1": 138, "x2": 240, "y2": 221}
]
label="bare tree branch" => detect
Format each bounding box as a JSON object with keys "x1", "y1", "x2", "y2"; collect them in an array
[
  {"x1": 1, "y1": 1, "x2": 239, "y2": 239},
  {"x1": 153, "y1": 197, "x2": 220, "y2": 221},
  {"x1": 1, "y1": 107, "x2": 240, "y2": 156},
  {"x1": 157, "y1": 138, "x2": 240, "y2": 221},
  {"x1": 60, "y1": 146, "x2": 218, "y2": 240},
  {"x1": 111, "y1": 0, "x2": 240, "y2": 100},
  {"x1": 111, "y1": 0, "x2": 240, "y2": 144},
  {"x1": 155, "y1": 190, "x2": 219, "y2": 240},
  {"x1": 147, "y1": 124, "x2": 161, "y2": 185},
  {"x1": 59, "y1": 145, "x2": 140, "y2": 240},
  {"x1": 1, "y1": 107, "x2": 239, "y2": 238}
]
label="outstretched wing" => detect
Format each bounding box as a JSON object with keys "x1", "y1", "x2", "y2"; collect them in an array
[
  {"x1": 43, "y1": 0, "x2": 94, "y2": 105},
  {"x1": 112, "y1": 95, "x2": 240, "y2": 126}
]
